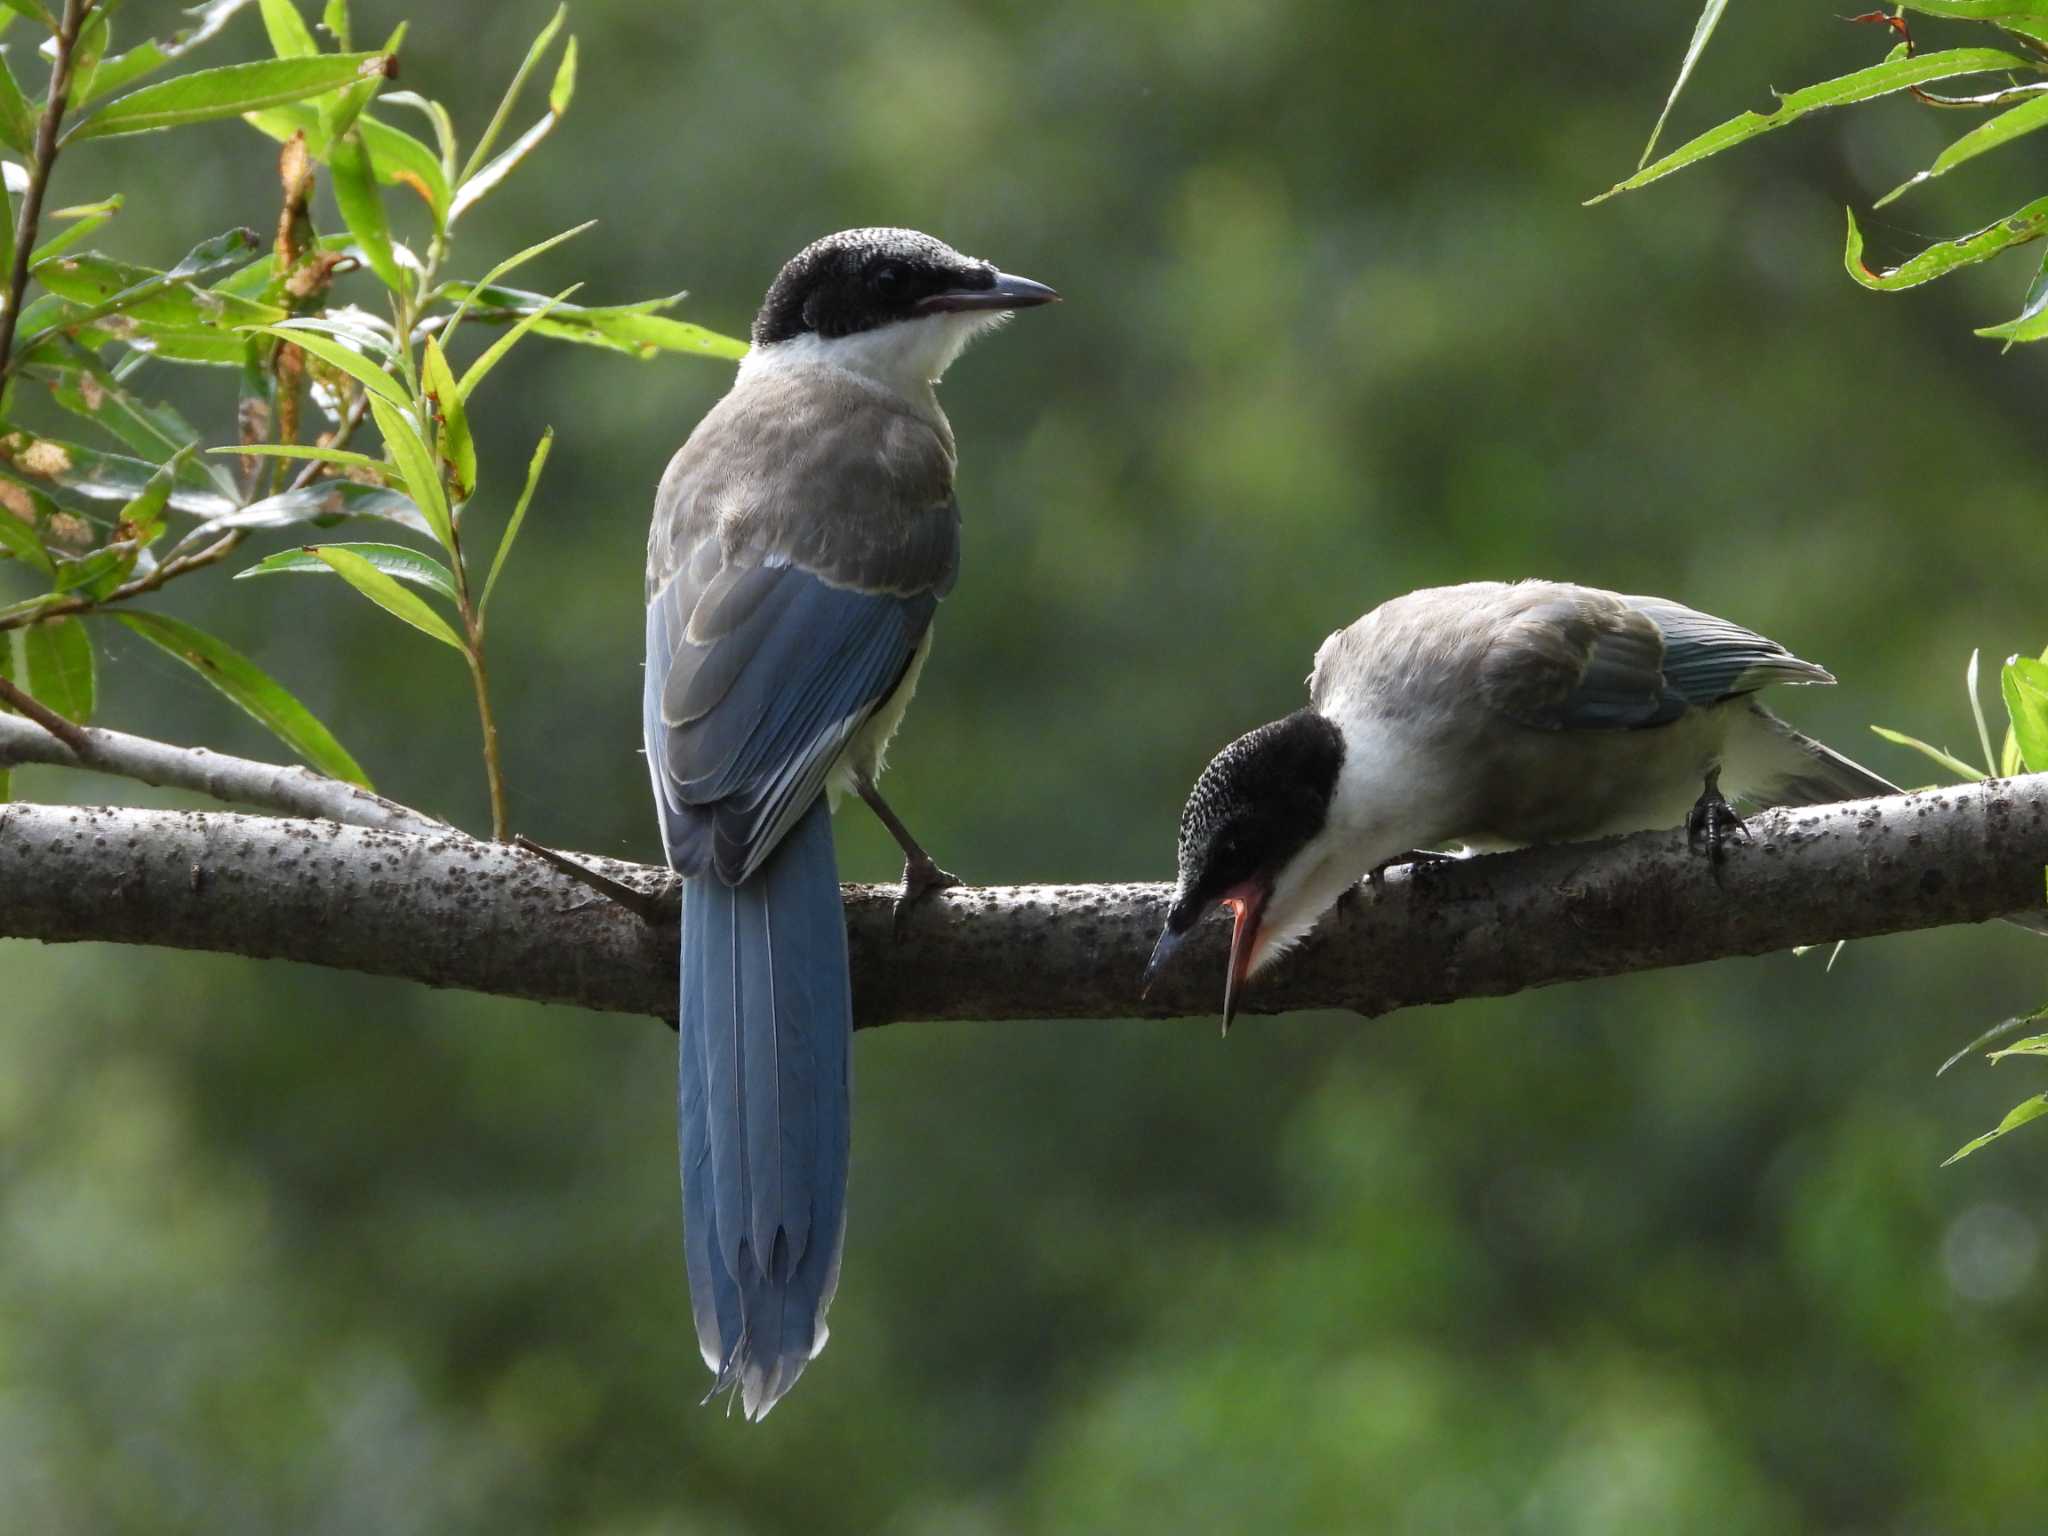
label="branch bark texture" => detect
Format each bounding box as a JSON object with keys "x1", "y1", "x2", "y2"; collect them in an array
[{"x1": 2, "y1": 777, "x2": 2044, "y2": 1025}]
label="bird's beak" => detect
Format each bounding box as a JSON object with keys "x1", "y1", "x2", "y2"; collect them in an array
[
  {"x1": 917, "y1": 270, "x2": 1060, "y2": 315},
  {"x1": 1218, "y1": 888, "x2": 1266, "y2": 1039},
  {"x1": 1142, "y1": 924, "x2": 1186, "y2": 996}
]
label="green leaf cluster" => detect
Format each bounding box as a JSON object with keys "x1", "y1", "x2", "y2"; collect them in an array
[
  {"x1": 1599, "y1": 5, "x2": 2048, "y2": 344},
  {"x1": 0, "y1": 0, "x2": 744, "y2": 837}
]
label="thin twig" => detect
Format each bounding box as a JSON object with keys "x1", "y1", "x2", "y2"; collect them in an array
[
  {"x1": 0, "y1": 672, "x2": 90, "y2": 754},
  {"x1": 0, "y1": 0, "x2": 93, "y2": 377}
]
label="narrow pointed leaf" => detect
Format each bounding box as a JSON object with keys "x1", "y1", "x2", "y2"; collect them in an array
[
  {"x1": 68, "y1": 51, "x2": 393, "y2": 140},
  {"x1": 170, "y1": 477, "x2": 429, "y2": 552},
  {"x1": 1639, "y1": 0, "x2": 1731, "y2": 170},
  {"x1": 1590, "y1": 48, "x2": 2034, "y2": 202},
  {"x1": 439, "y1": 220, "x2": 593, "y2": 351},
  {"x1": 1967, "y1": 649, "x2": 1996, "y2": 775},
  {"x1": 0, "y1": 44, "x2": 36, "y2": 152},
  {"x1": 1869, "y1": 725, "x2": 1986, "y2": 782},
  {"x1": 458, "y1": 2, "x2": 564, "y2": 184},
  {"x1": 2001, "y1": 657, "x2": 2048, "y2": 772},
  {"x1": 449, "y1": 282, "x2": 750, "y2": 366},
  {"x1": 309, "y1": 543, "x2": 465, "y2": 650},
  {"x1": 259, "y1": 0, "x2": 318, "y2": 58},
  {"x1": 238, "y1": 540, "x2": 457, "y2": 604},
  {"x1": 4, "y1": 617, "x2": 94, "y2": 722},
  {"x1": 210, "y1": 441, "x2": 389, "y2": 476},
  {"x1": 73, "y1": 0, "x2": 269, "y2": 108},
  {"x1": 1877, "y1": 89, "x2": 2048, "y2": 208},
  {"x1": 448, "y1": 111, "x2": 555, "y2": 223},
  {"x1": 322, "y1": 0, "x2": 351, "y2": 49},
  {"x1": 455, "y1": 285, "x2": 577, "y2": 399},
  {"x1": 250, "y1": 322, "x2": 409, "y2": 407},
  {"x1": 1943, "y1": 1094, "x2": 2048, "y2": 1166},
  {"x1": 1985, "y1": 1033, "x2": 2048, "y2": 1062},
  {"x1": 329, "y1": 127, "x2": 405, "y2": 291},
  {"x1": 1845, "y1": 198, "x2": 2048, "y2": 292},
  {"x1": 0, "y1": 505, "x2": 53, "y2": 573},
  {"x1": 1903, "y1": 1, "x2": 2048, "y2": 50},
  {"x1": 549, "y1": 34, "x2": 576, "y2": 116},
  {"x1": 29, "y1": 347, "x2": 243, "y2": 500},
  {"x1": 29, "y1": 195, "x2": 122, "y2": 264},
  {"x1": 114, "y1": 610, "x2": 368, "y2": 784},
  {"x1": 368, "y1": 396, "x2": 451, "y2": 548},
  {"x1": 481, "y1": 426, "x2": 550, "y2": 616},
  {"x1": 1976, "y1": 247, "x2": 2048, "y2": 343},
  {"x1": 420, "y1": 335, "x2": 474, "y2": 499}
]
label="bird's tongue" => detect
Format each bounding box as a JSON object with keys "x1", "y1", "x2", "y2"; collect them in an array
[{"x1": 1220, "y1": 881, "x2": 1268, "y2": 1035}]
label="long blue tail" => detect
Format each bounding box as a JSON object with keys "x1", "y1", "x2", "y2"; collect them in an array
[{"x1": 678, "y1": 797, "x2": 851, "y2": 1419}]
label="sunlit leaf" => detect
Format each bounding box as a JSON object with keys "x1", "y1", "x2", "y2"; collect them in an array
[
  {"x1": 368, "y1": 396, "x2": 451, "y2": 548},
  {"x1": 1869, "y1": 724, "x2": 1986, "y2": 782},
  {"x1": 238, "y1": 540, "x2": 457, "y2": 604},
  {"x1": 29, "y1": 194, "x2": 122, "y2": 264},
  {"x1": 249, "y1": 321, "x2": 409, "y2": 407},
  {"x1": 1976, "y1": 247, "x2": 2048, "y2": 344},
  {"x1": 458, "y1": 2, "x2": 564, "y2": 185},
  {"x1": 1876, "y1": 89, "x2": 2048, "y2": 209},
  {"x1": 438, "y1": 220, "x2": 592, "y2": 352},
  {"x1": 2001, "y1": 656, "x2": 2048, "y2": 772},
  {"x1": 1845, "y1": 197, "x2": 2048, "y2": 293},
  {"x1": 210, "y1": 441, "x2": 389, "y2": 477},
  {"x1": 1903, "y1": 0, "x2": 2048, "y2": 50},
  {"x1": 420, "y1": 335, "x2": 473, "y2": 499},
  {"x1": 308, "y1": 543, "x2": 465, "y2": 650},
  {"x1": 0, "y1": 2, "x2": 53, "y2": 31},
  {"x1": 481, "y1": 426, "x2": 550, "y2": 616},
  {"x1": 1986, "y1": 1032, "x2": 2048, "y2": 1062},
  {"x1": 321, "y1": 0, "x2": 350, "y2": 49},
  {"x1": 448, "y1": 111, "x2": 555, "y2": 223},
  {"x1": 73, "y1": 0, "x2": 261, "y2": 108},
  {"x1": 1942, "y1": 1093, "x2": 2048, "y2": 1166},
  {"x1": 1937, "y1": 1004, "x2": 2048, "y2": 1076},
  {"x1": 68, "y1": 50, "x2": 392, "y2": 140},
  {"x1": 1638, "y1": 0, "x2": 1730, "y2": 170},
  {"x1": 114, "y1": 610, "x2": 369, "y2": 783},
  {"x1": 1589, "y1": 48, "x2": 2034, "y2": 202},
  {"x1": 329, "y1": 128, "x2": 405, "y2": 292},
  {"x1": 446, "y1": 282, "x2": 750, "y2": 363},
  {"x1": 454, "y1": 285, "x2": 576, "y2": 398},
  {"x1": 259, "y1": 0, "x2": 318, "y2": 58}
]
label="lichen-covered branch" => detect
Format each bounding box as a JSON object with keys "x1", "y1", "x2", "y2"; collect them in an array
[{"x1": 2, "y1": 778, "x2": 2044, "y2": 1026}]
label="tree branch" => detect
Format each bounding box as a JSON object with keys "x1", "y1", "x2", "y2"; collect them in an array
[
  {"x1": 2, "y1": 777, "x2": 2044, "y2": 1025},
  {"x1": 0, "y1": 713, "x2": 451, "y2": 834}
]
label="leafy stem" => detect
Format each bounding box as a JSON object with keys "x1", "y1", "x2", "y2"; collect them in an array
[{"x1": 0, "y1": 0, "x2": 94, "y2": 379}]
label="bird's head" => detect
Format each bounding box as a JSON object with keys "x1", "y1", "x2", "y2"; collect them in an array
[
  {"x1": 1143, "y1": 708, "x2": 1346, "y2": 1033},
  {"x1": 749, "y1": 227, "x2": 1057, "y2": 390}
]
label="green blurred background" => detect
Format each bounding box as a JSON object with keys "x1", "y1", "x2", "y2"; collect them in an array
[{"x1": 6, "y1": 1, "x2": 2048, "y2": 1530}]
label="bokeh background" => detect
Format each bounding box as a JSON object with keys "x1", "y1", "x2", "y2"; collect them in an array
[{"x1": 5, "y1": 1, "x2": 2048, "y2": 1530}]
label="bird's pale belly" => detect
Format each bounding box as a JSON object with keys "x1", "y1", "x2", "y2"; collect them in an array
[{"x1": 828, "y1": 628, "x2": 933, "y2": 807}]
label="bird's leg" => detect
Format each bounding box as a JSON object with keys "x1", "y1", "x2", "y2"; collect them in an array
[
  {"x1": 854, "y1": 773, "x2": 962, "y2": 912},
  {"x1": 1685, "y1": 766, "x2": 1749, "y2": 861}
]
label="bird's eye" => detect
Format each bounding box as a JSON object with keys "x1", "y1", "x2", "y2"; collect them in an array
[{"x1": 872, "y1": 264, "x2": 905, "y2": 299}]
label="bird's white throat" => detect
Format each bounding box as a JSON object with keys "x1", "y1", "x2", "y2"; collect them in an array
[{"x1": 742, "y1": 311, "x2": 1009, "y2": 401}]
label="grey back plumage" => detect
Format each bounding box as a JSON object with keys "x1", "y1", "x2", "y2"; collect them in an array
[{"x1": 1312, "y1": 580, "x2": 1832, "y2": 734}]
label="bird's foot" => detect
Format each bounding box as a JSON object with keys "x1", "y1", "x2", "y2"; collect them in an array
[
  {"x1": 894, "y1": 854, "x2": 963, "y2": 932},
  {"x1": 1685, "y1": 771, "x2": 1749, "y2": 863},
  {"x1": 1365, "y1": 848, "x2": 1459, "y2": 886}
]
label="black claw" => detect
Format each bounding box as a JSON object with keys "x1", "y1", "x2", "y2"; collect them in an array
[
  {"x1": 1686, "y1": 769, "x2": 1749, "y2": 862},
  {"x1": 893, "y1": 856, "x2": 962, "y2": 932}
]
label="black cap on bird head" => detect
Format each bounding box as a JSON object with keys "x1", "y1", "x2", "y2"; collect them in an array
[
  {"x1": 1142, "y1": 708, "x2": 1345, "y2": 1034},
  {"x1": 752, "y1": 227, "x2": 1059, "y2": 346}
]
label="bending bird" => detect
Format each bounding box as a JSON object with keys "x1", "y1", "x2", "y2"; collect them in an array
[
  {"x1": 1145, "y1": 579, "x2": 1914, "y2": 1029},
  {"x1": 645, "y1": 228, "x2": 1056, "y2": 1417}
]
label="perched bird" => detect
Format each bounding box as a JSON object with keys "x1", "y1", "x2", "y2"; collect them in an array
[
  {"x1": 644, "y1": 228, "x2": 1056, "y2": 1417},
  {"x1": 1145, "y1": 579, "x2": 1903, "y2": 1029}
]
